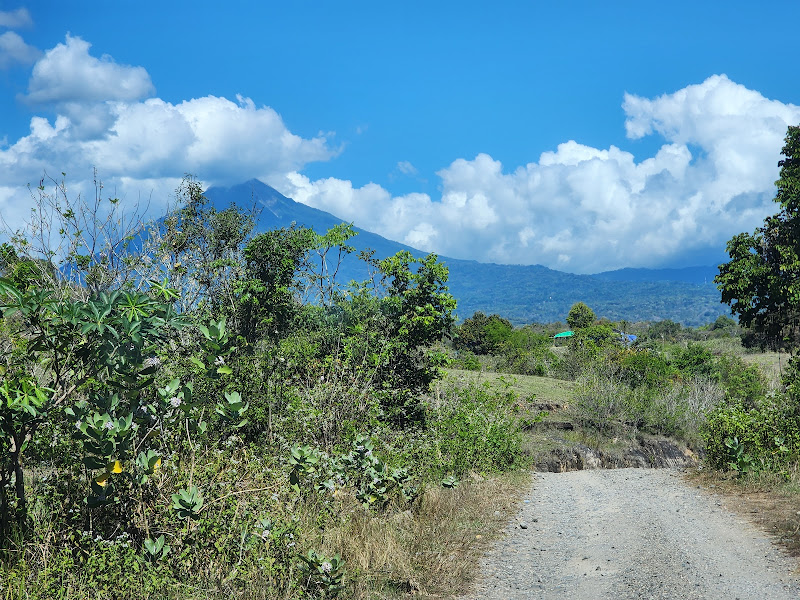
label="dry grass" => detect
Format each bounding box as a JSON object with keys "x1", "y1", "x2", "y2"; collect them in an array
[
  {"x1": 740, "y1": 350, "x2": 790, "y2": 391},
  {"x1": 318, "y1": 471, "x2": 532, "y2": 598},
  {"x1": 444, "y1": 368, "x2": 575, "y2": 408},
  {"x1": 685, "y1": 466, "x2": 800, "y2": 563}
]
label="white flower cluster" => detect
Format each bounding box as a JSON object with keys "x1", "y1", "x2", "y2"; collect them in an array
[{"x1": 143, "y1": 356, "x2": 162, "y2": 368}]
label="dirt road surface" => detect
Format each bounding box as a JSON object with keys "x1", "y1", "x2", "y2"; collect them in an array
[{"x1": 461, "y1": 469, "x2": 800, "y2": 599}]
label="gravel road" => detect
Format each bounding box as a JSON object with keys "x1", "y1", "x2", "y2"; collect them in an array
[{"x1": 462, "y1": 469, "x2": 800, "y2": 599}]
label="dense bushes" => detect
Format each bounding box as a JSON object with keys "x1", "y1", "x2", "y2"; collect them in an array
[
  {"x1": 426, "y1": 381, "x2": 526, "y2": 477},
  {"x1": 702, "y1": 356, "x2": 800, "y2": 475},
  {"x1": 0, "y1": 179, "x2": 537, "y2": 598},
  {"x1": 566, "y1": 340, "x2": 766, "y2": 445},
  {"x1": 702, "y1": 397, "x2": 800, "y2": 473},
  {"x1": 570, "y1": 360, "x2": 723, "y2": 443}
]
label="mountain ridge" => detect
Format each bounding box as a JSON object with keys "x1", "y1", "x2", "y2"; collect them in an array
[{"x1": 203, "y1": 179, "x2": 727, "y2": 326}]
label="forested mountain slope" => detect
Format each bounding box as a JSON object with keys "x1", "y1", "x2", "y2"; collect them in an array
[{"x1": 205, "y1": 180, "x2": 726, "y2": 325}]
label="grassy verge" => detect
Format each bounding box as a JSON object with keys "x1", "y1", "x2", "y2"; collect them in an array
[
  {"x1": 330, "y1": 470, "x2": 531, "y2": 598},
  {"x1": 2, "y1": 469, "x2": 531, "y2": 600}
]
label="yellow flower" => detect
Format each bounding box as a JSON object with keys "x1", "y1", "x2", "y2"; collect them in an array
[
  {"x1": 95, "y1": 473, "x2": 109, "y2": 487},
  {"x1": 109, "y1": 460, "x2": 123, "y2": 474},
  {"x1": 153, "y1": 458, "x2": 161, "y2": 472}
]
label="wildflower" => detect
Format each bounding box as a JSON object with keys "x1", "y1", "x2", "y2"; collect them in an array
[
  {"x1": 169, "y1": 396, "x2": 182, "y2": 408},
  {"x1": 75, "y1": 420, "x2": 82, "y2": 430},
  {"x1": 214, "y1": 355, "x2": 225, "y2": 366},
  {"x1": 321, "y1": 561, "x2": 333, "y2": 574},
  {"x1": 143, "y1": 356, "x2": 161, "y2": 368},
  {"x1": 104, "y1": 420, "x2": 114, "y2": 430}
]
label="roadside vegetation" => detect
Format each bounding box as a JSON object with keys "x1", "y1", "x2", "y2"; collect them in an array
[
  {"x1": 3, "y1": 124, "x2": 800, "y2": 598},
  {"x1": 0, "y1": 177, "x2": 531, "y2": 599}
]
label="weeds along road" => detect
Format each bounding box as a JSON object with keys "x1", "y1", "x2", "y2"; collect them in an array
[{"x1": 461, "y1": 469, "x2": 800, "y2": 600}]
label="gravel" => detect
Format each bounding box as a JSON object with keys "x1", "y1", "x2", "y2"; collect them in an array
[{"x1": 461, "y1": 468, "x2": 800, "y2": 599}]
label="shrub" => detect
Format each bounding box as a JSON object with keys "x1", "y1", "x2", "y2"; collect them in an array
[
  {"x1": 571, "y1": 361, "x2": 723, "y2": 443},
  {"x1": 427, "y1": 382, "x2": 526, "y2": 477},
  {"x1": 702, "y1": 395, "x2": 800, "y2": 472},
  {"x1": 566, "y1": 302, "x2": 595, "y2": 330}
]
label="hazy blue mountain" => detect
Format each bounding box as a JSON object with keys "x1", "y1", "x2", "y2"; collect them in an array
[
  {"x1": 203, "y1": 180, "x2": 728, "y2": 326},
  {"x1": 592, "y1": 266, "x2": 720, "y2": 286}
]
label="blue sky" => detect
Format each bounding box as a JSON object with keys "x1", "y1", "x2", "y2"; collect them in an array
[{"x1": 1, "y1": 1, "x2": 799, "y2": 273}]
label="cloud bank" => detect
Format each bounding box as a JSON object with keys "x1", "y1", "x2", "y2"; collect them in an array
[
  {"x1": 1, "y1": 34, "x2": 798, "y2": 273},
  {"x1": 0, "y1": 36, "x2": 334, "y2": 224},
  {"x1": 279, "y1": 75, "x2": 800, "y2": 272}
]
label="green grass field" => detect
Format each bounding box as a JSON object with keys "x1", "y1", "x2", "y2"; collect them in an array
[{"x1": 443, "y1": 368, "x2": 575, "y2": 407}]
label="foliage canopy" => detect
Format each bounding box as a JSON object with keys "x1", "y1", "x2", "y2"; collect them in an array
[{"x1": 716, "y1": 125, "x2": 800, "y2": 350}]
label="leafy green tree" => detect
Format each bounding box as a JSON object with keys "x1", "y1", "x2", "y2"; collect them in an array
[
  {"x1": 566, "y1": 302, "x2": 595, "y2": 330},
  {"x1": 376, "y1": 252, "x2": 456, "y2": 420},
  {"x1": 711, "y1": 315, "x2": 737, "y2": 331},
  {"x1": 234, "y1": 225, "x2": 317, "y2": 344},
  {"x1": 716, "y1": 125, "x2": 800, "y2": 350},
  {"x1": 455, "y1": 311, "x2": 512, "y2": 355},
  {"x1": 646, "y1": 319, "x2": 682, "y2": 342}
]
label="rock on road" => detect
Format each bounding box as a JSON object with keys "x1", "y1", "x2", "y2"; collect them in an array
[{"x1": 462, "y1": 469, "x2": 800, "y2": 600}]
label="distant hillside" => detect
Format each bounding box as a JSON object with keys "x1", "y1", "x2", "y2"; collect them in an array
[
  {"x1": 592, "y1": 266, "x2": 720, "y2": 286},
  {"x1": 204, "y1": 180, "x2": 728, "y2": 326}
]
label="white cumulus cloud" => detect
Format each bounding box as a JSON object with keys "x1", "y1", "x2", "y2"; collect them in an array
[
  {"x1": 0, "y1": 36, "x2": 335, "y2": 233},
  {"x1": 275, "y1": 75, "x2": 800, "y2": 273},
  {"x1": 24, "y1": 35, "x2": 154, "y2": 105}
]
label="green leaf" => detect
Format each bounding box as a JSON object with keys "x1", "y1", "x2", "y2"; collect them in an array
[{"x1": 83, "y1": 456, "x2": 107, "y2": 470}]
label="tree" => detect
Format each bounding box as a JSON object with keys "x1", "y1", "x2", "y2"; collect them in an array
[
  {"x1": 716, "y1": 125, "x2": 800, "y2": 351},
  {"x1": 234, "y1": 225, "x2": 316, "y2": 344},
  {"x1": 372, "y1": 252, "x2": 456, "y2": 423},
  {"x1": 566, "y1": 302, "x2": 595, "y2": 330},
  {"x1": 135, "y1": 176, "x2": 256, "y2": 316},
  {"x1": 455, "y1": 311, "x2": 512, "y2": 355},
  {"x1": 647, "y1": 319, "x2": 682, "y2": 343}
]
